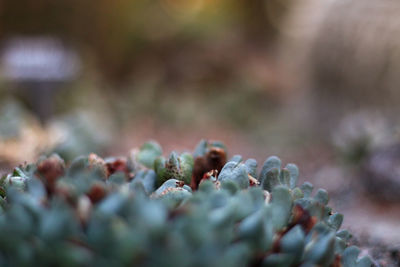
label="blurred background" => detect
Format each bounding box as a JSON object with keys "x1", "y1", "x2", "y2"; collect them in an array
[{"x1": 0, "y1": 0, "x2": 400, "y2": 263}]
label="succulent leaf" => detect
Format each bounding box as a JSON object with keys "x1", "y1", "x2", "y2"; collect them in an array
[
  {"x1": 262, "y1": 253, "x2": 295, "y2": 267},
  {"x1": 130, "y1": 169, "x2": 156, "y2": 194},
  {"x1": 314, "y1": 189, "x2": 329, "y2": 205},
  {"x1": 337, "y1": 229, "x2": 351, "y2": 241},
  {"x1": 136, "y1": 141, "x2": 162, "y2": 168},
  {"x1": 279, "y1": 168, "x2": 291, "y2": 186},
  {"x1": 229, "y1": 155, "x2": 243, "y2": 163},
  {"x1": 300, "y1": 182, "x2": 314, "y2": 198},
  {"x1": 342, "y1": 246, "x2": 373, "y2": 267},
  {"x1": 285, "y1": 163, "x2": 299, "y2": 189},
  {"x1": 193, "y1": 139, "x2": 227, "y2": 158},
  {"x1": 244, "y1": 158, "x2": 258, "y2": 178},
  {"x1": 280, "y1": 225, "x2": 305, "y2": 261},
  {"x1": 218, "y1": 161, "x2": 249, "y2": 189},
  {"x1": 179, "y1": 152, "x2": 194, "y2": 184},
  {"x1": 271, "y1": 186, "x2": 292, "y2": 230},
  {"x1": 259, "y1": 156, "x2": 282, "y2": 181},
  {"x1": 304, "y1": 231, "x2": 336, "y2": 265},
  {"x1": 262, "y1": 167, "x2": 280, "y2": 191},
  {"x1": 328, "y1": 213, "x2": 344, "y2": 231},
  {"x1": 154, "y1": 152, "x2": 194, "y2": 187}
]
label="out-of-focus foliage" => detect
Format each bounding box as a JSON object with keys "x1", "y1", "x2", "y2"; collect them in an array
[
  {"x1": 280, "y1": 0, "x2": 400, "y2": 129},
  {"x1": 0, "y1": 99, "x2": 56, "y2": 165},
  {"x1": 0, "y1": 99, "x2": 112, "y2": 166},
  {"x1": 48, "y1": 112, "x2": 112, "y2": 161},
  {"x1": 0, "y1": 0, "x2": 303, "y2": 152},
  {"x1": 332, "y1": 112, "x2": 400, "y2": 203},
  {"x1": 0, "y1": 0, "x2": 293, "y2": 83},
  {"x1": 332, "y1": 112, "x2": 391, "y2": 165}
]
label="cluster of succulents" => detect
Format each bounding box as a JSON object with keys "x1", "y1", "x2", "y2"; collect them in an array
[{"x1": 0, "y1": 140, "x2": 372, "y2": 266}]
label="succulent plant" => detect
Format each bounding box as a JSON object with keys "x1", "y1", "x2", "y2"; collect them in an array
[
  {"x1": 154, "y1": 151, "x2": 194, "y2": 187},
  {"x1": 0, "y1": 140, "x2": 372, "y2": 266},
  {"x1": 135, "y1": 141, "x2": 163, "y2": 169}
]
